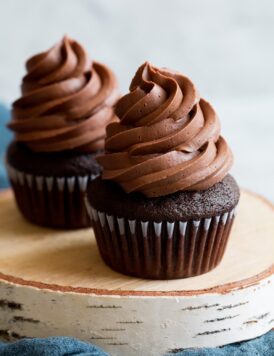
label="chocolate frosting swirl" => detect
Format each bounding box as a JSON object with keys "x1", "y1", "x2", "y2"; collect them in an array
[
  {"x1": 97, "y1": 62, "x2": 233, "y2": 197},
  {"x1": 8, "y1": 36, "x2": 119, "y2": 152}
]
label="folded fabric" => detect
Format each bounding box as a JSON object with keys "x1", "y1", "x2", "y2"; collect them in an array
[
  {"x1": 0, "y1": 103, "x2": 12, "y2": 188},
  {"x1": 0, "y1": 337, "x2": 108, "y2": 356},
  {"x1": 166, "y1": 331, "x2": 274, "y2": 355},
  {"x1": 0, "y1": 332, "x2": 274, "y2": 356}
]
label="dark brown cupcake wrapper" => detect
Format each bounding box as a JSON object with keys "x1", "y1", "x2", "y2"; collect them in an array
[
  {"x1": 6, "y1": 163, "x2": 98, "y2": 229},
  {"x1": 86, "y1": 200, "x2": 237, "y2": 279}
]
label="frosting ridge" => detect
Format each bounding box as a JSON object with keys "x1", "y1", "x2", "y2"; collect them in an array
[
  {"x1": 97, "y1": 62, "x2": 233, "y2": 197},
  {"x1": 9, "y1": 36, "x2": 119, "y2": 152}
]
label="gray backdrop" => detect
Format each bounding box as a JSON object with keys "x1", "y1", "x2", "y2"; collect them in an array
[{"x1": 1, "y1": 0, "x2": 273, "y2": 199}]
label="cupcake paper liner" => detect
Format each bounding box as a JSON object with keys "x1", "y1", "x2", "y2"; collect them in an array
[
  {"x1": 86, "y1": 200, "x2": 237, "y2": 279},
  {"x1": 6, "y1": 163, "x2": 98, "y2": 229}
]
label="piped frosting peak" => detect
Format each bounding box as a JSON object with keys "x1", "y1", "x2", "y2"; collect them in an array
[
  {"x1": 98, "y1": 62, "x2": 233, "y2": 197},
  {"x1": 9, "y1": 36, "x2": 119, "y2": 153}
]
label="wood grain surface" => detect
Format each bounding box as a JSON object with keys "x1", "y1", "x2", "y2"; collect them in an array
[
  {"x1": 0, "y1": 189, "x2": 273, "y2": 294},
  {"x1": 0, "y1": 189, "x2": 273, "y2": 355}
]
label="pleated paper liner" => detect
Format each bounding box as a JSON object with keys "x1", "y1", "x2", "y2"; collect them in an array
[
  {"x1": 6, "y1": 163, "x2": 98, "y2": 229},
  {"x1": 86, "y1": 200, "x2": 237, "y2": 279}
]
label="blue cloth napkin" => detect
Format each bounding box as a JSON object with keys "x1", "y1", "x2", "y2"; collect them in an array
[
  {"x1": 0, "y1": 103, "x2": 12, "y2": 188},
  {"x1": 166, "y1": 331, "x2": 274, "y2": 355},
  {"x1": 0, "y1": 337, "x2": 108, "y2": 356},
  {"x1": 0, "y1": 104, "x2": 273, "y2": 355},
  {"x1": 0, "y1": 333, "x2": 273, "y2": 356}
]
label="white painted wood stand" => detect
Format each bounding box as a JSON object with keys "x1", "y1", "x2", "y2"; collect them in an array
[{"x1": 0, "y1": 189, "x2": 273, "y2": 356}]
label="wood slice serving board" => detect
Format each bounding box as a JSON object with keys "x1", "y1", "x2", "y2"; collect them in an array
[{"x1": 0, "y1": 189, "x2": 273, "y2": 356}]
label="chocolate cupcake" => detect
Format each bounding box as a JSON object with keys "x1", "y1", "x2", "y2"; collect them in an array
[
  {"x1": 86, "y1": 62, "x2": 240, "y2": 279},
  {"x1": 6, "y1": 36, "x2": 119, "y2": 229}
]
